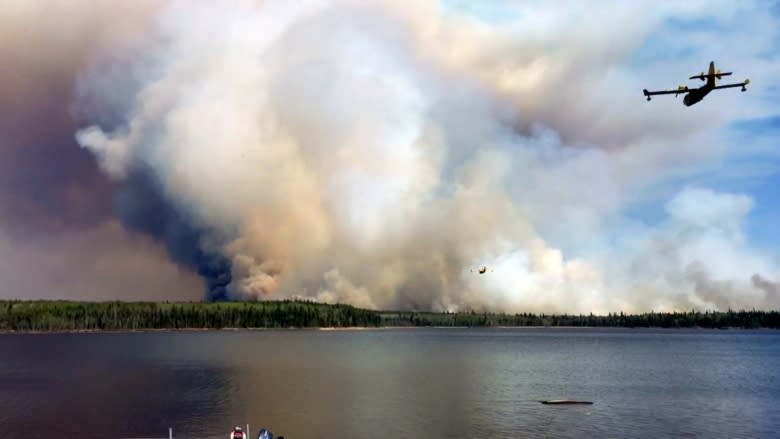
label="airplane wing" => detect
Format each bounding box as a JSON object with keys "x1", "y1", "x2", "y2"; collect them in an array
[
  {"x1": 689, "y1": 72, "x2": 732, "y2": 81},
  {"x1": 713, "y1": 79, "x2": 749, "y2": 90},
  {"x1": 643, "y1": 86, "x2": 690, "y2": 101},
  {"x1": 643, "y1": 88, "x2": 685, "y2": 96}
]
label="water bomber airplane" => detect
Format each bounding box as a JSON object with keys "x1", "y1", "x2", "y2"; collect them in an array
[
  {"x1": 643, "y1": 61, "x2": 749, "y2": 106},
  {"x1": 471, "y1": 266, "x2": 493, "y2": 274}
]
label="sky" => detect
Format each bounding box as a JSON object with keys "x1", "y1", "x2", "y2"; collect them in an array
[{"x1": 0, "y1": 0, "x2": 779, "y2": 313}]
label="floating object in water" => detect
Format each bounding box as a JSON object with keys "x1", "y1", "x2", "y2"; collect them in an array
[
  {"x1": 257, "y1": 427, "x2": 284, "y2": 439},
  {"x1": 540, "y1": 400, "x2": 593, "y2": 405},
  {"x1": 231, "y1": 426, "x2": 245, "y2": 439}
]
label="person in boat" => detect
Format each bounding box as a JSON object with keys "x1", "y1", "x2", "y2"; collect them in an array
[{"x1": 230, "y1": 426, "x2": 245, "y2": 439}]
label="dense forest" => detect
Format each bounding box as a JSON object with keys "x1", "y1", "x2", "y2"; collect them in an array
[
  {"x1": 380, "y1": 310, "x2": 780, "y2": 329},
  {"x1": 0, "y1": 300, "x2": 381, "y2": 331},
  {"x1": 1, "y1": 300, "x2": 778, "y2": 331}
]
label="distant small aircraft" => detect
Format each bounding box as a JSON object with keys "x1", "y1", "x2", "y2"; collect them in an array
[
  {"x1": 471, "y1": 266, "x2": 492, "y2": 274},
  {"x1": 643, "y1": 61, "x2": 749, "y2": 106}
]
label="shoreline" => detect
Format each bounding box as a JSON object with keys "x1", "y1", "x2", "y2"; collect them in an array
[
  {"x1": 4, "y1": 301, "x2": 776, "y2": 331},
  {"x1": 0, "y1": 325, "x2": 770, "y2": 335}
]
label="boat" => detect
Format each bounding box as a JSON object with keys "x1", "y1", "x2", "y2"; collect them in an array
[{"x1": 539, "y1": 399, "x2": 593, "y2": 405}]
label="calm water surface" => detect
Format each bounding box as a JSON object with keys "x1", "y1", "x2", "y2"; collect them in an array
[{"x1": 0, "y1": 328, "x2": 778, "y2": 438}]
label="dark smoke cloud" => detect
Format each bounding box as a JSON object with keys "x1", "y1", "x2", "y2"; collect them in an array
[
  {"x1": 114, "y1": 168, "x2": 232, "y2": 300},
  {"x1": 0, "y1": 24, "x2": 114, "y2": 235},
  {"x1": 0, "y1": 220, "x2": 203, "y2": 301},
  {"x1": 0, "y1": 0, "x2": 204, "y2": 300}
]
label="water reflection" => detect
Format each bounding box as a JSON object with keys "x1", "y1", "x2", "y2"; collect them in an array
[
  {"x1": 1, "y1": 328, "x2": 778, "y2": 438},
  {"x1": 0, "y1": 333, "x2": 233, "y2": 438}
]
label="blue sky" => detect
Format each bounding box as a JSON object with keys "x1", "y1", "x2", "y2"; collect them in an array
[
  {"x1": 727, "y1": 116, "x2": 780, "y2": 252},
  {"x1": 630, "y1": 6, "x2": 780, "y2": 252},
  {"x1": 445, "y1": 0, "x2": 780, "y2": 258}
]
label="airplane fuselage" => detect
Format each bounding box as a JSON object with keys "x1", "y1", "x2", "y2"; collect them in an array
[
  {"x1": 682, "y1": 85, "x2": 712, "y2": 106},
  {"x1": 683, "y1": 62, "x2": 717, "y2": 106}
]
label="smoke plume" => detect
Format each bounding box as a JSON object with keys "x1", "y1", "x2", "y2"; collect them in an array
[
  {"x1": 5, "y1": 0, "x2": 779, "y2": 312},
  {"x1": 73, "y1": 0, "x2": 780, "y2": 312},
  {"x1": 0, "y1": 0, "x2": 203, "y2": 300}
]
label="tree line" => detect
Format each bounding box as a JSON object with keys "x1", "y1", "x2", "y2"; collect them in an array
[
  {"x1": 0, "y1": 300, "x2": 381, "y2": 331},
  {"x1": 380, "y1": 310, "x2": 780, "y2": 329},
  {"x1": 1, "y1": 300, "x2": 778, "y2": 331}
]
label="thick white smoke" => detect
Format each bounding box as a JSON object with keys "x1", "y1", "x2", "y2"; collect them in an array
[{"x1": 75, "y1": 0, "x2": 780, "y2": 313}]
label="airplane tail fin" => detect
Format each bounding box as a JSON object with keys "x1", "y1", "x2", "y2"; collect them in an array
[{"x1": 707, "y1": 61, "x2": 716, "y2": 87}]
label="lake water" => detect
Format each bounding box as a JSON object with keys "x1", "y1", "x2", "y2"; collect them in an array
[{"x1": 1, "y1": 328, "x2": 778, "y2": 438}]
